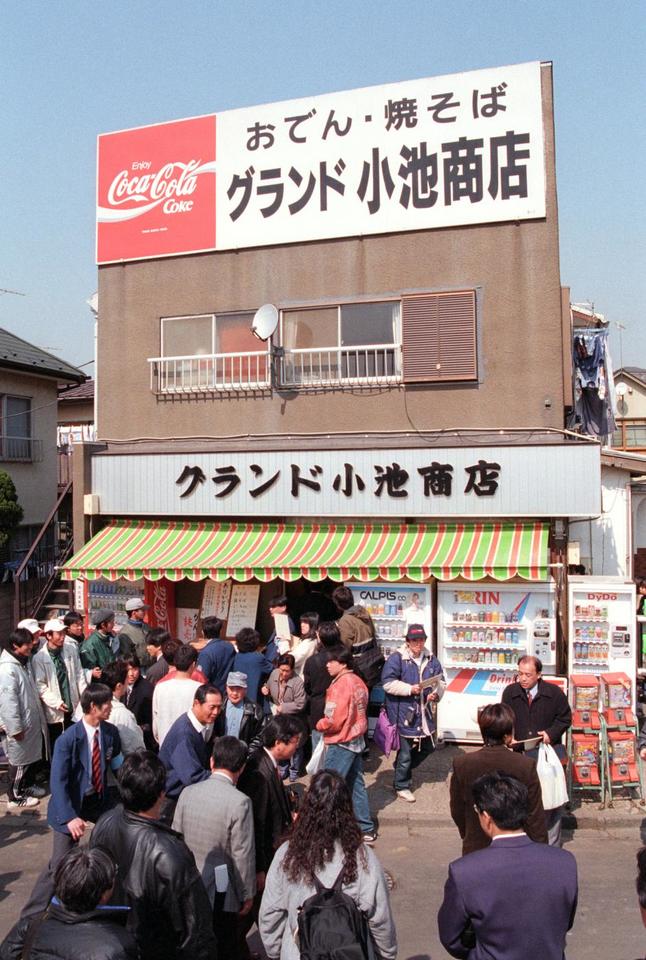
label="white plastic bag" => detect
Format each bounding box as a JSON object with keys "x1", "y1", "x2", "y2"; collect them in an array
[
  {"x1": 536, "y1": 743, "x2": 568, "y2": 809},
  {"x1": 306, "y1": 737, "x2": 326, "y2": 776}
]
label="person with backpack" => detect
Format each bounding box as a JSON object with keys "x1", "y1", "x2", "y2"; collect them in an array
[{"x1": 258, "y1": 769, "x2": 396, "y2": 960}]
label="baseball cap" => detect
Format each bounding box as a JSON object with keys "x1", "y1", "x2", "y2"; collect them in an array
[
  {"x1": 92, "y1": 609, "x2": 116, "y2": 626},
  {"x1": 125, "y1": 597, "x2": 149, "y2": 612},
  {"x1": 44, "y1": 618, "x2": 67, "y2": 633},
  {"x1": 17, "y1": 618, "x2": 41, "y2": 635},
  {"x1": 405, "y1": 624, "x2": 427, "y2": 642},
  {"x1": 226, "y1": 671, "x2": 248, "y2": 688}
]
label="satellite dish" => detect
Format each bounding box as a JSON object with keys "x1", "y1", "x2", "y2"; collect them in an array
[
  {"x1": 615, "y1": 382, "x2": 627, "y2": 397},
  {"x1": 251, "y1": 303, "x2": 279, "y2": 341}
]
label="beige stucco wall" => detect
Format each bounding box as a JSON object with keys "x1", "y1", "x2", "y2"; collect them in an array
[
  {"x1": 97, "y1": 64, "x2": 564, "y2": 443},
  {"x1": 615, "y1": 377, "x2": 646, "y2": 418},
  {"x1": 0, "y1": 370, "x2": 58, "y2": 526},
  {"x1": 58, "y1": 398, "x2": 95, "y2": 425}
]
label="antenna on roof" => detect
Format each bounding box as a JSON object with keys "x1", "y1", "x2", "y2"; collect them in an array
[{"x1": 0, "y1": 287, "x2": 25, "y2": 297}]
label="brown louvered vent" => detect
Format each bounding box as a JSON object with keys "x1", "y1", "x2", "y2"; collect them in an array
[{"x1": 401, "y1": 290, "x2": 477, "y2": 383}]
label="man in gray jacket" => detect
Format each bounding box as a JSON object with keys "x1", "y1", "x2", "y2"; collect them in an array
[
  {"x1": 0, "y1": 629, "x2": 48, "y2": 810},
  {"x1": 172, "y1": 736, "x2": 255, "y2": 959},
  {"x1": 117, "y1": 598, "x2": 151, "y2": 667}
]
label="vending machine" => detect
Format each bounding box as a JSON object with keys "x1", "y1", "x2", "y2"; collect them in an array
[
  {"x1": 346, "y1": 581, "x2": 432, "y2": 735},
  {"x1": 346, "y1": 582, "x2": 432, "y2": 658},
  {"x1": 567, "y1": 576, "x2": 636, "y2": 703},
  {"x1": 84, "y1": 577, "x2": 176, "y2": 635},
  {"x1": 436, "y1": 581, "x2": 557, "y2": 742}
]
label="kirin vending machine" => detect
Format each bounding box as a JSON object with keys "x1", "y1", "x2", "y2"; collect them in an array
[{"x1": 436, "y1": 581, "x2": 557, "y2": 742}]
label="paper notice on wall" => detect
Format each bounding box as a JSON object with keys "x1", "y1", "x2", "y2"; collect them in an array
[
  {"x1": 74, "y1": 580, "x2": 85, "y2": 612},
  {"x1": 177, "y1": 608, "x2": 200, "y2": 643},
  {"x1": 226, "y1": 585, "x2": 260, "y2": 638},
  {"x1": 201, "y1": 579, "x2": 233, "y2": 620}
]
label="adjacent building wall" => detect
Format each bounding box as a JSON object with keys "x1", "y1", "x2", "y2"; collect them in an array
[
  {"x1": 0, "y1": 369, "x2": 58, "y2": 526},
  {"x1": 570, "y1": 465, "x2": 632, "y2": 578}
]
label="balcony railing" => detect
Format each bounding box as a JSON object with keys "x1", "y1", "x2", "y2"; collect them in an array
[
  {"x1": 0, "y1": 437, "x2": 42, "y2": 462},
  {"x1": 279, "y1": 344, "x2": 401, "y2": 388},
  {"x1": 611, "y1": 418, "x2": 646, "y2": 452},
  {"x1": 149, "y1": 352, "x2": 271, "y2": 394}
]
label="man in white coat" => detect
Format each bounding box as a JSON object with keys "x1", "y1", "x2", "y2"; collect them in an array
[
  {"x1": 0, "y1": 628, "x2": 48, "y2": 810},
  {"x1": 173, "y1": 736, "x2": 256, "y2": 959},
  {"x1": 32, "y1": 618, "x2": 87, "y2": 752}
]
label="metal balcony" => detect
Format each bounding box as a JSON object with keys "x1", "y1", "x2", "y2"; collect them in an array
[
  {"x1": 279, "y1": 344, "x2": 401, "y2": 388},
  {"x1": 0, "y1": 437, "x2": 42, "y2": 462},
  {"x1": 148, "y1": 352, "x2": 271, "y2": 394}
]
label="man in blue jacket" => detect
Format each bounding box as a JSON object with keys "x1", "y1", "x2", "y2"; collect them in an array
[
  {"x1": 158, "y1": 683, "x2": 222, "y2": 823},
  {"x1": 438, "y1": 771, "x2": 578, "y2": 960},
  {"x1": 21, "y1": 683, "x2": 123, "y2": 917},
  {"x1": 381, "y1": 624, "x2": 445, "y2": 803},
  {"x1": 195, "y1": 616, "x2": 234, "y2": 694}
]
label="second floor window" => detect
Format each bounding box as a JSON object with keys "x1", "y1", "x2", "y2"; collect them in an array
[
  {"x1": 1, "y1": 395, "x2": 32, "y2": 461},
  {"x1": 281, "y1": 300, "x2": 400, "y2": 384},
  {"x1": 157, "y1": 313, "x2": 269, "y2": 391}
]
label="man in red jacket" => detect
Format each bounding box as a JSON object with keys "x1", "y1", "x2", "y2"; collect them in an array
[{"x1": 317, "y1": 646, "x2": 376, "y2": 843}]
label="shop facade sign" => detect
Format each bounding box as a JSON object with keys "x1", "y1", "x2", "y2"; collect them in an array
[
  {"x1": 97, "y1": 61, "x2": 546, "y2": 264},
  {"x1": 91, "y1": 443, "x2": 600, "y2": 518}
]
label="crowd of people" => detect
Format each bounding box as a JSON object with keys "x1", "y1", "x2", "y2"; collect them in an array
[{"x1": 0, "y1": 590, "x2": 644, "y2": 958}]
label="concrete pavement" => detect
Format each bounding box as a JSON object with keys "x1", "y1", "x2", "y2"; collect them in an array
[{"x1": 1, "y1": 742, "x2": 645, "y2": 958}]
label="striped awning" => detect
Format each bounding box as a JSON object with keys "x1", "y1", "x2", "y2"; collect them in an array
[{"x1": 61, "y1": 520, "x2": 549, "y2": 583}]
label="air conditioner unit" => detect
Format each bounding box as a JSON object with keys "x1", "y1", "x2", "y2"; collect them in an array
[{"x1": 84, "y1": 494, "x2": 100, "y2": 515}]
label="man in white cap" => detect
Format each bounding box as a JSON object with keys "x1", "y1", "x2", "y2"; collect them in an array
[
  {"x1": 117, "y1": 598, "x2": 151, "y2": 667},
  {"x1": 216, "y1": 671, "x2": 264, "y2": 748},
  {"x1": 32, "y1": 619, "x2": 87, "y2": 752},
  {"x1": 17, "y1": 619, "x2": 43, "y2": 653}
]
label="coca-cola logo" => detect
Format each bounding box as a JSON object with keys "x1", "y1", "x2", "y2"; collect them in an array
[
  {"x1": 153, "y1": 582, "x2": 169, "y2": 632},
  {"x1": 98, "y1": 158, "x2": 216, "y2": 223}
]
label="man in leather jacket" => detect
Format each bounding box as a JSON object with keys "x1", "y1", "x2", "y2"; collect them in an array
[
  {"x1": 0, "y1": 846, "x2": 136, "y2": 960},
  {"x1": 90, "y1": 751, "x2": 215, "y2": 960}
]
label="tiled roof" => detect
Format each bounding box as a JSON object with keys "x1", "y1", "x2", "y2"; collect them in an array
[
  {"x1": 0, "y1": 327, "x2": 85, "y2": 382},
  {"x1": 619, "y1": 367, "x2": 646, "y2": 387},
  {"x1": 58, "y1": 379, "x2": 94, "y2": 401}
]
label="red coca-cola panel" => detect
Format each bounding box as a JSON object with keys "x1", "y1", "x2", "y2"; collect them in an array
[
  {"x1": 145, "y1": 579, "x2": 176, "y2": 636},
  {"x1": 97, "y1": 115, "x2": 217, "y2": 264}
]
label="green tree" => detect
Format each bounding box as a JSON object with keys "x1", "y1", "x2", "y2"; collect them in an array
[{"x1": 0, "y1": 471, "x2": 23, "y2": 558}]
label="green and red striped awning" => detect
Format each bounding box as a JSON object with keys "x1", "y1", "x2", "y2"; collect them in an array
[{"x1": 61, "y1": 520, "x2": 549, "y2": 583}]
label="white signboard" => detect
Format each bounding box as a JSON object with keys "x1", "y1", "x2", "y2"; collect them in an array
[
  {"x1": 97, "y1": 61, "x2": 546, "y2": 263},
  {"x1": 226, "y1": 584, "x2": 261, "y2": 638},
  {"x1": 201, "y1": 579, "x2": 232, "y2": 620},
  {"x1": 92, "y1": 443, "x2": 601, "y2": 519},
  {"x1": 177, "y1": 607, "x2": 199, "y2": 643}
]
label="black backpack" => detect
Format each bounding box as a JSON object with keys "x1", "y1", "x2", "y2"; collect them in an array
[{"x1": 297, "y1": 866, "x2": 371, "y2": 960}]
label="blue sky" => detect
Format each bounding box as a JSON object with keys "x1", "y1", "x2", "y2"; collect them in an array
[{"x1": 2, "y1": 0, "x2": 644, "y2": 370}]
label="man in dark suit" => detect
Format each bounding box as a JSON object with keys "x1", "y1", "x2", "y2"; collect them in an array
[
  {"x1": 237, "y1": 715, "x2": 302, "y2": 959},
  {"x1": 143, "y1": 630, "x2": 173, "y2": 685},
  {"x1": 502, "y1": 655, "x2": 572, "y2": 845},
  {"x1": 21, "y1": 683, "x2": 123, "y2": 917},
  {"x1": 120, "y1": 653, "x2": 155, "y2": 750},
  {"x1": 438, "y1": 771, "x2": 578, "y2": 960},
  {"x1": 450, "y1": 702, "x2": 547, "y2": 855},
  {"x1": 157, "y1": 683, "x2": 222, "y2": 823}
]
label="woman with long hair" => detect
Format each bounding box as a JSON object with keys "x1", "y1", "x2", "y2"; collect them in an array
[{"x1": 259, "y1": 770, "x2": 397, "y2": 960}]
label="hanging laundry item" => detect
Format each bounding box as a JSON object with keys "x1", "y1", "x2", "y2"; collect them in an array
[{"x1": 571, "y1": 327, "x2": 616, "y2": 443}]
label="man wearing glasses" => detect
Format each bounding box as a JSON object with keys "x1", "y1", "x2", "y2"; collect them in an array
[{"x1": 502, "y1": 655, "x2": 571, "y2": 845}]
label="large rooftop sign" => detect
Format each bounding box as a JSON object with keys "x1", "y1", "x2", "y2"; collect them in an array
[{"x1": 97, "y1": 61, "x2": 546, "y2": 264}]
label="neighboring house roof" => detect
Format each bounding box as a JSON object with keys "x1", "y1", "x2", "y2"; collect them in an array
[
  {"x1": 615, "y1": 367, "x2": 646, "y2": 388},
  {"x1": 58, "y1": 379, "x2": 94, "y2": 401},
  {"x1": 0, "y1": 327, "x2": 85, "y2": 383}
]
